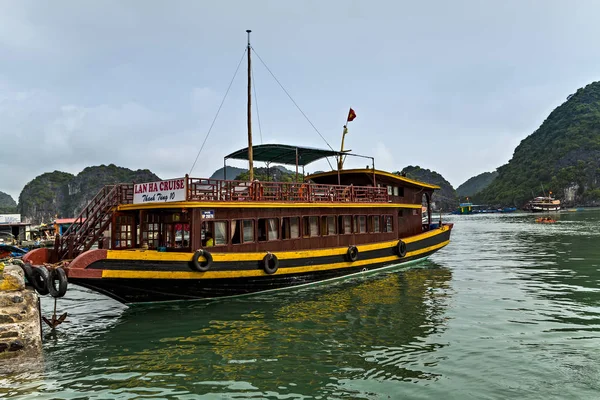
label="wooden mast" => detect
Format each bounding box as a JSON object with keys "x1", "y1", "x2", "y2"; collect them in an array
[{"x1": 247, "y1": 29, "x2": 254, "y2": 181}]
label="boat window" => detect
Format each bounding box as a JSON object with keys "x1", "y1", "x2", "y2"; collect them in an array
[
  {"x1": 267, "y1": 219, "x2": 279, "y2": 240},
  {"x1": 214, "y1": 221, "x2": 227, "y2": 245},
  {"x1": 258, "y1": 218, "x2": 279, "y2": 241},
  {"x1": 339, "y1": 215, "x2": 352, "y2": 234},
  {"x1": 387, "y1": 185, "x2": 393, "y2": 196},
  {"x1": 328, "y1": 216, "x2": 337, "y2": 235},
  {"x1": 393, "y1": 187, "x2": 399, "y2": 196},
  {"x1": 371, "y1": 215, "x2": 380, "y2": 233},
  {"x1": 142, "y1": 213, "x2": 161, "y2": 249},
  {"x1": 162, "y1": 211, "x2": 191, "y2": 249},
  {"x1": 354, "y1": 215, "x2": 367, "y2": 233},
  {"x1": 398, "y1": 187, "x2": 404, "y2": 197},
  {"x1": 202, "y1": 221, "x2": 227, "y2": 246},
  {"x1": 114, "y1": 215, "x2": 134, "y2": 249},
  {"x1": 383, "y1": 215, "x2": 393, "y2": 232},
  {"x1": 303, "y1": 216, "x2": 319, "y2": 237},
  {"x1": 282, "y1": 217, "x2": 300, "y2": 240},
  {"x1": 243, "y1": 220, "x2": 254, "y2": 242},
  {"x1": 231, "y1": 219, "x2": 255, "y2": 244},
  {"x1": 320, "y1": 215, "x2": 337, "y2": 236}
]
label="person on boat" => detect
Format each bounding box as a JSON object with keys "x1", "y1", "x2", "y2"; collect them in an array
[{"x1": 205, "y1": 231, "x2": 214, "y2": 247}]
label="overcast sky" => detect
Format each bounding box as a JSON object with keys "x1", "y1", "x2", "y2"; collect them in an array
[{"x1": 1, "y1": 0, "x2": 599, "y2": 201}]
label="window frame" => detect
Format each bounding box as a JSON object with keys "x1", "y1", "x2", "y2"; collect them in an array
[{"x1": 281, "y1": 216, "x2": 301, "y2": 241}]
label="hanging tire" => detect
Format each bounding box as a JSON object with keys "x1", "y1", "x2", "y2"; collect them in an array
[
  {"x1": 396, "y1": 240, "x2": 407, "y2": 258},
  {"x1": 346, "y1": 245, "x2": 359, "y2": 262},
  {"x1": 19, "y1": 263, "x2": 34, "y2": 287},
  {"x1": 48, "y1": 268, "x2": 68, "y2": 298},
  {"x1": 263, "y1": 253, "x2": 279, "y2": 274},
  {"x1": 31, "y1": 267, "x2": 50, "y2": 296},
  {"x1": 191, "y1": 250, "x2": 213, "y2": 272}
]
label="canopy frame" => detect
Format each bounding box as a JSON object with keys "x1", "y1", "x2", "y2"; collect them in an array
[{"x1": 223, "y1": 144, "x2": 375, "y2": 184}]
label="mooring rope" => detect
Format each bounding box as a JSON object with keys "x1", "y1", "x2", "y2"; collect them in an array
[
  {"x1": 189, "y1": 49, "x2": 248, "y2": 175},
  {"x1": 251, "y1": 64, "x2": 264, "y2": 144}
]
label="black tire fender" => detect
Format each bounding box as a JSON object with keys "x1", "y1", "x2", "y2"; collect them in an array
[
  {"x1": 346, "y1": 245, "x2": 359, "y2": 262},
  {"x1": 396, "y1": 240, "x2": 407, "y2": 258},
  {"x1": 48, "y1": 268, "x2": 68, "y2": 298},
  {"x1": 20, "y1": 263, "x2": 34, "y2": 287},
  {"x1": 263, "y1": 253, "x2": 279, "y2": 274},
  {"x1": 31, "y1": 267, "x2": 50, "y2": 296},
  {"x1": 191, "y1": 250, "x2": 213, "y2": 272}
]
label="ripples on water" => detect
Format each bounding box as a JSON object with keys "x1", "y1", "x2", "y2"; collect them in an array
[{"x1": 2, "y1": 211, "x2": 600, "y2": 399}]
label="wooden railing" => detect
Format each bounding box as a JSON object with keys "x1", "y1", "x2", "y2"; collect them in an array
[{"x1": 187, "y1": 178, "x2": 389, "y2": 203}]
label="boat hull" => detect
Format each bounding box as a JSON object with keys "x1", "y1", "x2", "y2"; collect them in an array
[
  {"x1": 530, "y1": 205, "x2": 561, "y2": 212},
  {"x1": 62, "y1": 225, "x2": 452, "y2": 304}
]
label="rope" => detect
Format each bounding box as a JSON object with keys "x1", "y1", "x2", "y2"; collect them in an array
[
  {"x1": 189, "y1": 49, "x2": 247, "y2": 175},
  {"x1": 250, "y1": 46, "x2": 335, "y2": 152},
  {"x1": 251, "y1": 64, "x2": 263, "y2": 144}
]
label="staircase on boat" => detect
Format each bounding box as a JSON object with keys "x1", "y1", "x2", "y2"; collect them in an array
[{"x1": 55, "y1": 184, "x2": 134, "y2": 261}]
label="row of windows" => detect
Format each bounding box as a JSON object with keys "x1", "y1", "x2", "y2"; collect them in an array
[{"x1": 202, "y1": 215, "x2": 394, "y2": 247}]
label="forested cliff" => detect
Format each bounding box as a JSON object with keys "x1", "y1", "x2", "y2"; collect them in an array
[{"x1": 479, "y1": 82, "x2": 600, "y2": 207}]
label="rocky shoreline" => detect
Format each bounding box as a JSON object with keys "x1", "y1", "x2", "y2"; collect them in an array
[{"x1": 0, "y1": 261, "x2": 42, "y2": 371}]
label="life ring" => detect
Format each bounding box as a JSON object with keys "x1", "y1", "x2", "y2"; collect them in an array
[
  {"x1": 19, "y1": 263, "x2": 34, "y2": 287},
  {"x1": 346, "y1": 245, "x2": 359, "y2": 262},
  {"x1": 191, "y1": 249, "x2": 213, "y2": 272},
  {"x1": 31, "y1": 267, "x2": 50, "y2": 296},
  {"x1": 48, "y1": 268, "x2": 68, "y2": 298},
  {"x1": 263, "y1": 253, "x2": 279, "y2": 274},
  {"x1": 396, "y1": 240, "x2": 407, "y2": 258}
]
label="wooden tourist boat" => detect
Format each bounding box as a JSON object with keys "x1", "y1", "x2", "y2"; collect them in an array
[
  {"x1": 21, "y1": 32, "x2": 453, "y2": 304},
  {"x1": 524, "y1": 195, "x2": 561, "y2": 212}
]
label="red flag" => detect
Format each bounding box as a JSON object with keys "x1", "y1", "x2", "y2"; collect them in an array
[{"x1": 347, "y1": 108, "x2": 356, "y2": 122}]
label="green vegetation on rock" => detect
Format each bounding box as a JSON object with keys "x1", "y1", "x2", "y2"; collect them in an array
[
  {"x1": 17, "y1": 165, "x2": 159, "y2": 223},
  {"x1": 395, "y1": 166, "x2": 457, "y2": 211},
  {"x1": 479, "y1": 81, "x2": 600, "y2": 207},
  {"x1": 0, "y1": 192, "x2": 17, "y2": 214},
  {"x1": 17, "y1": 171, "x2": 74, "y2": 223},
  {"x1": 235, "y1": 166, "x2": 302, "y2": 182},
  {"x1": 456, "y1": 171, "x2": 498, "y2": 198}
]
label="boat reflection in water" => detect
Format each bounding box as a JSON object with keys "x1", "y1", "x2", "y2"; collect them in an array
[{"x1": 40, "y1": 263, "x2": 452, "y2": 398}]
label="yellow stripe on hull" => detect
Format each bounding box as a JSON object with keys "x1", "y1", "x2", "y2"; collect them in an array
[
  {"x1": 101, "y1": 240, "x2": 450, "y2": 280},
  {"x1": 105, "y1": 225, "x2": 452, "y2": 263}
]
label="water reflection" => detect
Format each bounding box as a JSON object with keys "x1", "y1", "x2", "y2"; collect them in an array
[
  {"x1": 446, "y1": 210, "x2": 600, "y2": 341},
  {"x1": 4, "y1": 263, "x2": 453, "y2": 398}
]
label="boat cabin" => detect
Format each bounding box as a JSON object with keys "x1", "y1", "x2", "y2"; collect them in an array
[{"x1": 54, "y1": 144, "x2": 440, "y2": 261}]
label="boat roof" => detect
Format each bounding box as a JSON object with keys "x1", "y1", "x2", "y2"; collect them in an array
[
  {"x1": 306, "y1": 169, "x2": 441, "y2": 190},
  {"x1": 225, "y1": 144, "x2": 347, "y2": 166}
]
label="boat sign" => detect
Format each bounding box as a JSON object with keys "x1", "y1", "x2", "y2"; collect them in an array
[
  {"x1": 133, "y1": 178, "x2": 187, "y2": 204},
  {"x1": 0, "y1": 214, "x2": 21, "y2": 224},
  {"x1": 202, "y1": 210, "x2": 214, "y2": 219}
]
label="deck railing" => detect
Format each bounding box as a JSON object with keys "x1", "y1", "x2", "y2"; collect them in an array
[{"x1": 186, "y1": 178, "x2": 389, "y2": 203}]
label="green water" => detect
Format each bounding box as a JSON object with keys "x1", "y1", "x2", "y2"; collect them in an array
[{"x1": 2, "y1": 210, "x2": 600, "y2": 399}]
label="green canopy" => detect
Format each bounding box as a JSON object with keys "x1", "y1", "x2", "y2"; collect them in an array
[{"x1": 224, "y1": 144, "x2": 343, "y2": 166}]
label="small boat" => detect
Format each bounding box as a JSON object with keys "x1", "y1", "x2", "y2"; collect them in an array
[
  {"x1": 452, "y1": 201, "x2": 473, "y2": 214},
  {"x1": 21, "y1": 32, "x2": 453, "y2": 304},
  {"x1": 535, "y1": 217, "x2": 556, "y2": 224},
  {"x1": 524, "y1": 196, "x2": 561, "y2": 212},
  {"x1": 0, "y1": 244, "x2": 27, "y2": 260}
]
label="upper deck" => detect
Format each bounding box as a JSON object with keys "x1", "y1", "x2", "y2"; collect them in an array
[{"x1": 119, "y1": 176, "x2": 391, "y2": 207}]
